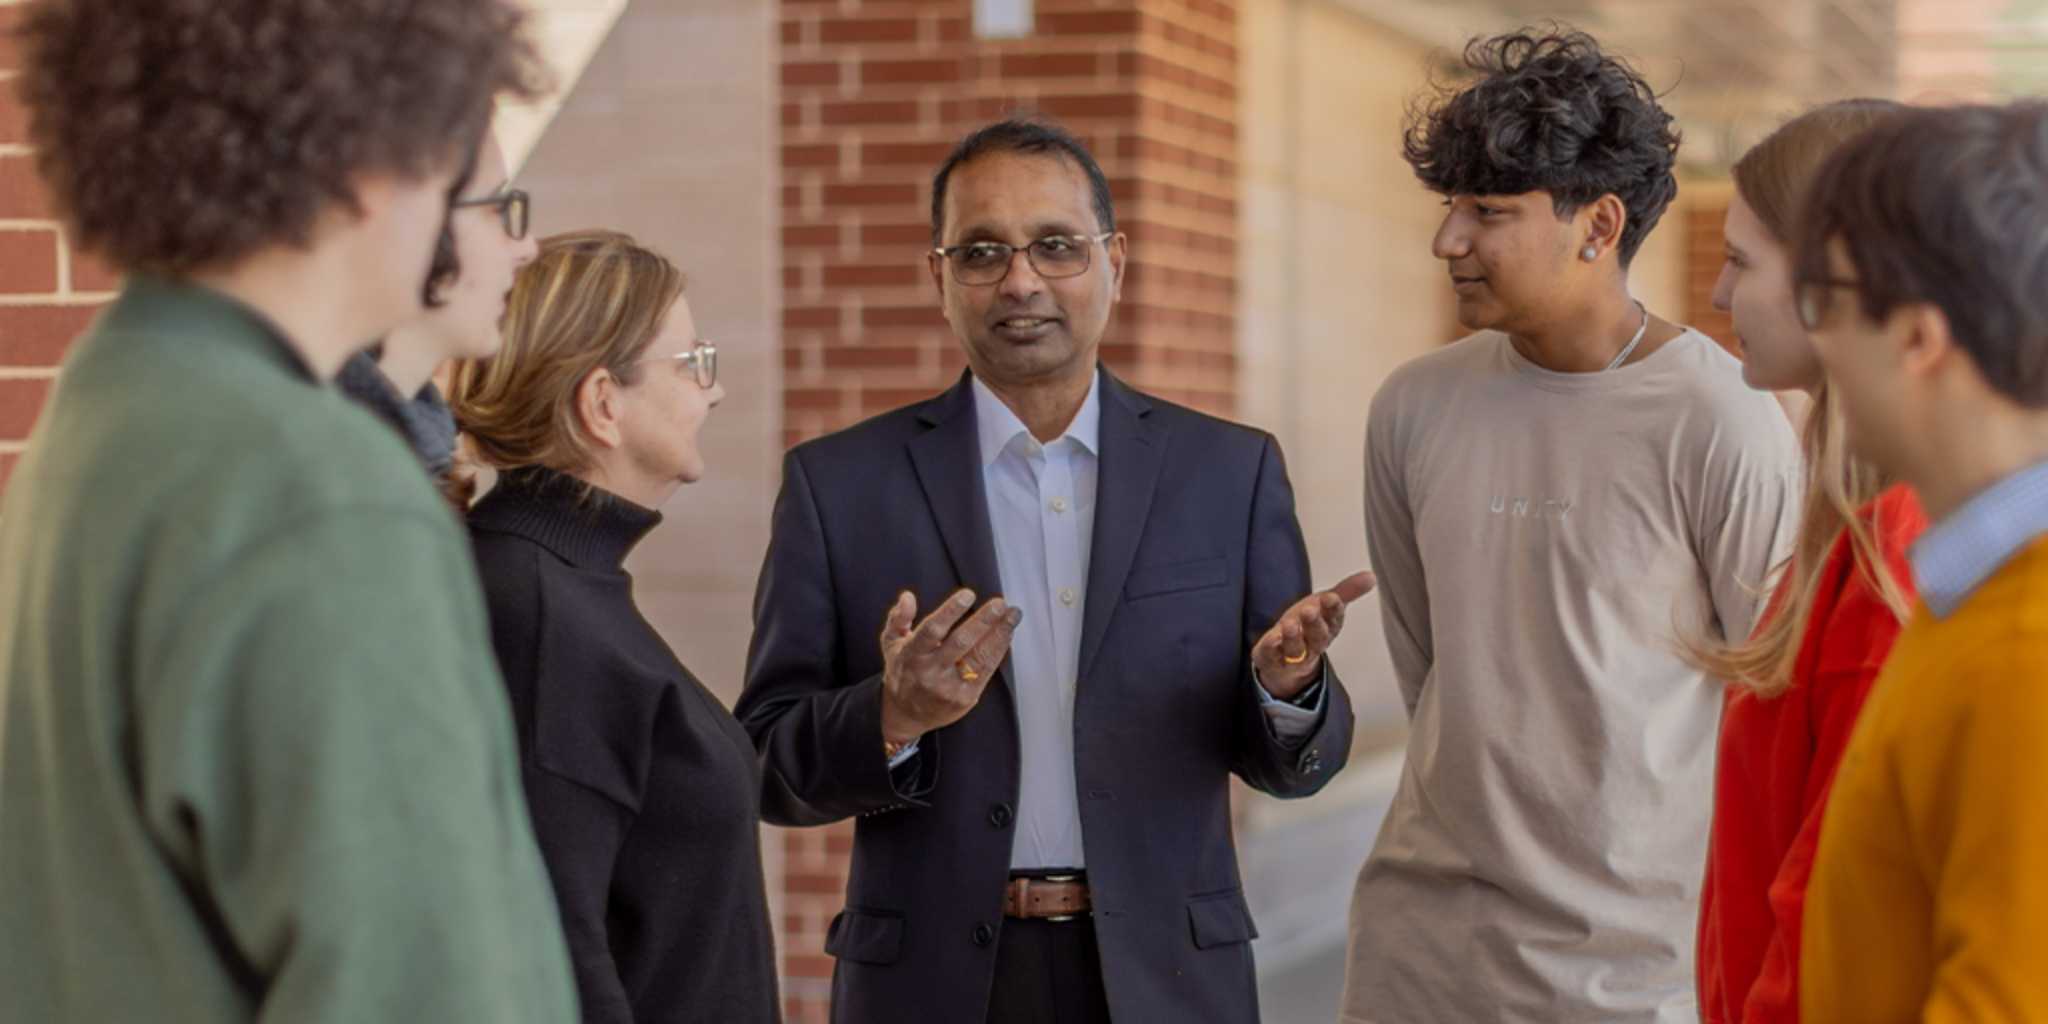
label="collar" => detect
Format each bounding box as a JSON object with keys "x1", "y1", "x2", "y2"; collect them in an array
[
  {"x1": 102, "y1": 274, "x2": 319, "y2": 383},
  {"x1": 335, "y1": 351, "x2": 459, "y2": 474},
  {"x1": 467, "y1": 466, "x2": 663, "y2": 571},
  {"x1": 970, "y1": 369, "x2": 1102, "y2": 468},
  {"x1": 1909, "y1": 457, "x2": 2048, "y2": 618}
]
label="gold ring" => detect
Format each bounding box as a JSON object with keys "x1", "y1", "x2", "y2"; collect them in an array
[
  {"x1": 1282, "y1": 650, "x2": 1308, "y2": 666},
  {"x1": 957, "y1": 662, "x2": 980, "y2": 682}
]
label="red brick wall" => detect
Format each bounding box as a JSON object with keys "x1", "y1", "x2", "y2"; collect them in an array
[
  {"x1": 779, "y1": 0, "x2": 1238, "y2": 447},
  {"x1": 1686, "y1": 199, "x2": 1736, "y2": 357},
  {"x1": 0, "y1": 0, "x2": 118, "y2": 497},
  {"x1": 776, "y1": 1, "x2": 1240, "y2": 1019}
]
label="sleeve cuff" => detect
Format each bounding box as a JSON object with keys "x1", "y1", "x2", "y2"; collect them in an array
[
  {"x1": 1253, "y1": 663, "x2": 1327, "y2": 746},
  {"x1": 886, "y1": 739, "x2": 920, "y2": 770}
]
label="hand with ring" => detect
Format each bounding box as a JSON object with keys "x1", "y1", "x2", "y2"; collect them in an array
[
  {"x1": 877, "y1": 588, "x2": 1024, "y2": 750},
  {"x1": 1252, "y1": 571, "x2": 1378, "y2": 699}
]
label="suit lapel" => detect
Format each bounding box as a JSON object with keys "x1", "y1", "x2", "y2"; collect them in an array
[
  {"x1": 906, "y1": 373, "x2": 1006, "y2": 613},
  {"x1": 1077, "y1": 371, "x2": 1167, "y2": 682}
]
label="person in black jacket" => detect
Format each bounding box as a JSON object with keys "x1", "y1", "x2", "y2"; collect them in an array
[
  {"x1": 449, "y1": 229, "x2": 775, "y2": 1024},
  {"x1": 735, "y1": 118, "x2": 1374, "y2": 1024}
]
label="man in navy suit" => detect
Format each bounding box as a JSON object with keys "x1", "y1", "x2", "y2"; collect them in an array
[{"x1": 736, "y1": 118, "x2": 1374, "y2": 1024}]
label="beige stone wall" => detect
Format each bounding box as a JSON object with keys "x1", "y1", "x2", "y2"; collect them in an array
[
  {"x1": 1633, "y1": 202, "x2": 1688, "y2": 327},
  {"x1": 517, "y1": 0, "x2": 781, "y2": 706},
  {"x1": 1898, "y1": 0, "x2": 2005, "y2": 101},
  {"x1": 1238, "y1": 0, "x2": 1446, "y2": 732},
  {"x1": 1236, "y1": 0, "x2": 1691, "y2": 735}
]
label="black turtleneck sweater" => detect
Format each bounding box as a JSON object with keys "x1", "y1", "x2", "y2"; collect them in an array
[{"x1": 468, "y1": 468, "x2": 779, "y2": 1024}]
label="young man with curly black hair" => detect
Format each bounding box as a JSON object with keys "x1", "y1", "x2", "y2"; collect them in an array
[
  {"x1": 1341, "y1": 29, "x2": 1801, "y2": 1023},
  {"x1": 0, "y1": 3, "x2": 575, "y2": 1022}
]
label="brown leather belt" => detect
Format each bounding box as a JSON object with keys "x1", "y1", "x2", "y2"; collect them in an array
[{"x1": 1002, "y1": 875, "x2": 1091, "y2": 921}]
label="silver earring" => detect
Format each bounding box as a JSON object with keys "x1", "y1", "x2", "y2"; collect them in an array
[{"x1": 1582, "y1": 246, "x2": 1599, "y2": 262}]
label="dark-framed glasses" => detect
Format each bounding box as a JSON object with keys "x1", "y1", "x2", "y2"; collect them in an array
[
  {"x1": 651, "y1": 340, "x2": 718, "y2": 389},
  {"x1": 451, "y1": 187, "x2": 531, "y2": 241},
  {"x1": 932, "y1": 232, "x2": 1114, "y2": 286}
]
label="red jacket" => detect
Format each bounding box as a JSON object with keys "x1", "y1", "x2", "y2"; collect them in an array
[{"x1": 1696, "y1": 484, "x2": 1926, "y2": 1023}]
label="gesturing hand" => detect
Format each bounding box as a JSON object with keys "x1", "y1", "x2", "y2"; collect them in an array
[
  {"x1": 1252, "y1": 571, "x2": 1377, "y2": 700},
  {"x1": 877, "y1": 589, "x2": 1024, "y2": 746}
]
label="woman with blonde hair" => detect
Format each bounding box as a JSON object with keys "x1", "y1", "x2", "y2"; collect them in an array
[
  {"x1": 1691, "y1": 98, "x2": 1925, "y2": 1024},
  {"x1": 450, "y1": 230, "x2": 777, "y2": 1023}
]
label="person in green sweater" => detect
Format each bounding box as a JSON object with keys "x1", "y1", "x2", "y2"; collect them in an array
[{"x1": 0, "y1": 3, "x2": 578, "y2": 1022}]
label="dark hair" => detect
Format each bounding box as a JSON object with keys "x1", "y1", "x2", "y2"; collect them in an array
[
  {"x1": 15, "y1": 0, "x2": 548, "y2": 277},
  {"x1": 1795, "y1": 101, "x2": 2048, "y2": 407},
  {"x1": 422, "y1": 142, "x2": 485, "y2": 308},
  {"x1": 930, "y1": 118, "x2": 1115, "y2": 246},
  {"x1": 1403, "y1": 28, "x2": 1680, "y2": 266}
]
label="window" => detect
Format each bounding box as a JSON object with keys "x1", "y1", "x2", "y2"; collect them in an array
[{"x1": 974, "y1": 0, "x2": 1033, "y2": 39}]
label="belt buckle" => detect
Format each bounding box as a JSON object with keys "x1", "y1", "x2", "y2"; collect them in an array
[{"x1": 1041, "y1": 873, "x2": 1080, "y2": 923}]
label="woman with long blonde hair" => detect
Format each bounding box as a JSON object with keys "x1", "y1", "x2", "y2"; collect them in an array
[
  {"x1": 450, "y1": 230, "x2": 778, "y2": 1022},
  {"x1": 1690, "y1": 99, "x2": 1925, "y2": 1024}
]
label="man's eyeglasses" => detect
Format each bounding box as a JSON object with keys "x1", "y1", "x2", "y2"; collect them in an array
[
  {"x1": 451, "y1": 188, "x2": 531, "y2": 241},
  {"x1": 931, "y1": 233, "x2": 1114, "y2": 286},
  {"x1": 1795, "y1": 276, "x2": 1862, "y2": 331},
  {"x1": 644, "y1": 340, "x2": 718, "y2": 389}
]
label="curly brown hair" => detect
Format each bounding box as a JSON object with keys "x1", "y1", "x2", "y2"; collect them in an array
[{"x1": 13, "y1": 0, "x2": 549, "y2": 277}]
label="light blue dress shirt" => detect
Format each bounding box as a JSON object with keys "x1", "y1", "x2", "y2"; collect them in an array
[
  {"x1": 1910, "y1": 457, "x2": 2048, "y2": 618},
  {"x1": 894, "y1": 371, "x2": 1323, "y2": 869}
]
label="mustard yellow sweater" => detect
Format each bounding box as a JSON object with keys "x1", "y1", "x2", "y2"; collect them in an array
[{"x1": 1803, "y1": 537, "x2": 2048, "y2": 1022}]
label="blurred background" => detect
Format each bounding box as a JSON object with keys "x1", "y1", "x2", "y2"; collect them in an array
[{"x1": 4, "y1": 0, "x2": 2044, "y2": 1019}]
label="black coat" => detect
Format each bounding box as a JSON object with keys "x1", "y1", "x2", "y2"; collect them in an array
[
  {"x1": 736, "y1": 370, "x2": 1353, "y2": 1023},
  {"x1": 471, "y1": 468, "x2": 780, "y2": 1024}
]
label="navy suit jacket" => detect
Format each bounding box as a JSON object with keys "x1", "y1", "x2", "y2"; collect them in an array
[{"x1": 736, "y1": 369, "x2": 1354, "y2": 1023}]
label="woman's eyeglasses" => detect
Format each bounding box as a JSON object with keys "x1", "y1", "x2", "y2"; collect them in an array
[
  {"x1": 649, "y1": 340, "x2": 717, "y2": 389},
  {"x1": 451, "y1": 188, "x2": 531, "y2": 241}
]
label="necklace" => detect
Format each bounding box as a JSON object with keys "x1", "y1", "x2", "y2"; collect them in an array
[{"x1": 1604, "y1": 302, "x2": 1651, "y2": 371}]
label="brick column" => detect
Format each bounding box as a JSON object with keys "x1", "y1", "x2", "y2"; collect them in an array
[
  {"x1": 776, "y1": 1, "x2": 1240, "y2": 1019},
  {"x1": 0, "y1": 0, "x2": 119, "y2": 497}
]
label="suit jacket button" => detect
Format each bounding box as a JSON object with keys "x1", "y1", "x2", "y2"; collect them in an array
[
  {"x1": 972, "y1": 922, "x2": 995, "y2": 947},
  {"x1": 989, "y1": 802, "x2": 1013, "y2": 828}
]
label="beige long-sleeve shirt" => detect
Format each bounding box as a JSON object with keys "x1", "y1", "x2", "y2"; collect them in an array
[{"x1": 1343, "y1": 329, "x2": 1799, "y2": 1023}]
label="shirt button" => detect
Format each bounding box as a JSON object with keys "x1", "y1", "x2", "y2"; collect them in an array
[
  {"x1": 988, "y1": 803, "x2": 1013, "y2": 829},
  {"x1": 972, "y1": 922, "x2": 995, "y2": 947},
  {"x1": 1051, "y1": 496, "x2": 1069, "y2": 513},
  {"x1": 1059, "y1": 588, "x2": 1076, "y2": 606}
]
